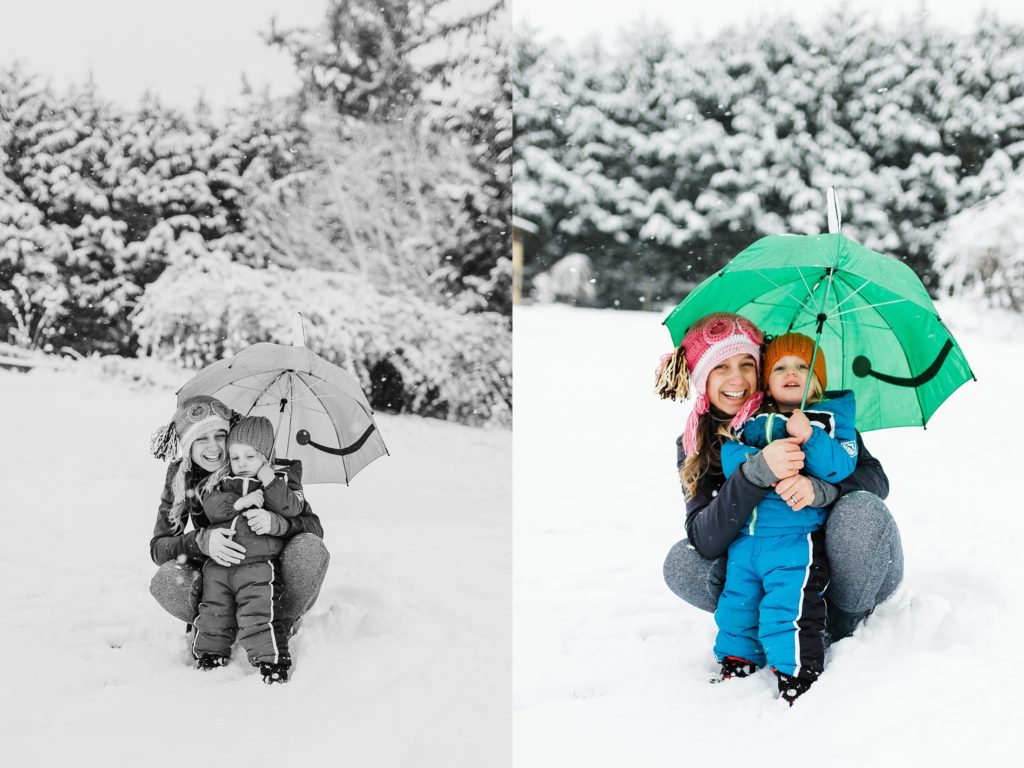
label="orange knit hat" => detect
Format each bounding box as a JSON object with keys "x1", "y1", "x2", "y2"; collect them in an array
[{"x1": 763, "y1": 333, "x2": 827, "y2": 391}]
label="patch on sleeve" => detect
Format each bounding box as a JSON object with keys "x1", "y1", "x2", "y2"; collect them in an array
[
  {"x1": 841, "y1": 440, "x2": 858, "y2": 457},
  {"x1": 294, "y1": 490, "x2": 304, "y2": 505}
]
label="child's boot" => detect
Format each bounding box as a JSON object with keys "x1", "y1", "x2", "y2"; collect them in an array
[
  {"x1": 774, "y1": 670, "x2": 815, "y2": 704},
  {"x1": 196, "y1": 653, "x2": 228, "y2": 671},
  {"x1": 259, "y1": 654, "x2": 292, "y2": 685},
  {"x1": 710, "y1": 655, "x2": 758, "y2": 683}
]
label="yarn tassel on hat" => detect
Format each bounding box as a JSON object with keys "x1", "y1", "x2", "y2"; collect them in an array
[
  {"x1": 730, "y1": 391, "x2": 763, "y2": 433},
  {"x1": 682, "y1": 393, "x2": 710, "y2": 455},
  {"x1": 149, "y1": 420, "x2": 178, "y2": 461},
  {"x1": 682, "y1": 391, "x2": 764, "y2": 456},
  {"x1": 655, "y1": 346, "x2": 691, "y2": 401}
]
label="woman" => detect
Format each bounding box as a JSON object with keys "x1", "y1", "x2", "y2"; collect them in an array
[
  {"x1": 657, "y1": 312, "x2": 903, "y2": 641},
  {"x1": 148, "y1": 395, "x2": 330, "y2": 636}
]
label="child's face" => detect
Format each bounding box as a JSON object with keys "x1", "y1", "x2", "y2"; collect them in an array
[
  {"x1": 768, "y1": 354, "x2": 813, "y2": 407},
  {"x1": 229, "y1": 442, "x2": 267, "y2": 478},
  {"x1": 706, "y1": 353, "x2": 759, "y2": 416}
]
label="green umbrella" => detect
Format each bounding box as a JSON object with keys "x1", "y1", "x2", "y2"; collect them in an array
[{"x1": 663, "y1": 233, "x2": 975, "y2": 432}]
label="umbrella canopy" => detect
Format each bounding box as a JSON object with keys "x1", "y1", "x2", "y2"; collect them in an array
[
  {"x1": 663, "y1": 233, "x2": 975, "y2": 432},
  {"x1": 177, "y1": 342, "x2": 388, "y2": 484}
]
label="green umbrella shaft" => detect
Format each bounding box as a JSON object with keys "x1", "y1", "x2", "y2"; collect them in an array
[
  {"x1": 800, "y1": 334, "x2": 824, "y2": 410},
  {"x1": 800, "y1": 268, "x2": 834, "y2": 410}
]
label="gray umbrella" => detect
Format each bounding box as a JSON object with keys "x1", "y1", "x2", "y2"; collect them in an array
[{"x1": 177, "y1": 338, "x2": 388, "y2": 484}]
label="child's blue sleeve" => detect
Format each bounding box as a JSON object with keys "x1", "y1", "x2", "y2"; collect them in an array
[
  {"x1": 721, "y1": 439, "x2": 759, "y2": 478},
  {"x1": 743, "y1": 413, "x2": 791, "y2": 448},
  {"x1": 741, "y1": 416, "x2": 768, "y2": 448},
  {"x1": 802, "y1": 391, "x2": 859, "y2": 482}
]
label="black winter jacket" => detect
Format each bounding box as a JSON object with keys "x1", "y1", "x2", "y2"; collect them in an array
[
  {"x1": 149, "y1": 458, "x2": 324, "y2": 566},
  {"x1": 678, "y1": 431, "x2": 889, "y2": 560}
]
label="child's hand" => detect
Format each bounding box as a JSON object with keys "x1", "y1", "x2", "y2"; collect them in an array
[
  {"x1": 786, "y1": 409, "x2": 814, "y2": 444},
  {"x1": 256, "y1": 463, "x2": 276, "y2": 485},
  {"x1": 234, "y1": 489, "x2": 265, "y2": 511}
]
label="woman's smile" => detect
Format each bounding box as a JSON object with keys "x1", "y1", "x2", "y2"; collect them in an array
[
  {"x1": 190, "y1": 431, "x2": 228, "y2": 471},
  {"x1": 705, "y1": 353, "x2": 759, "y2": 415}
]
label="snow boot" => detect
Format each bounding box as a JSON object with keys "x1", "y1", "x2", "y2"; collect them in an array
[
  {"x1": 709, "y1": 655, "x2": 758, "y2": 683},
  {"x1": 259, "y1": 656, "x2": 292, "y2": 685},
  {"x1": 196, "y1": 653, "x2": 228, "y2": 671},
  {"x1": 774, "y1": 670, "x2": 815, "y2": 705}
]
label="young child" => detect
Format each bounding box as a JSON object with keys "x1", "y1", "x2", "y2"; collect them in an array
[
  {"x1": 192, "y1": 415, "x2": 305, "y2": 684},
  {"x1": 715, "y1": 333, "x2": 859, "y2": 704}
]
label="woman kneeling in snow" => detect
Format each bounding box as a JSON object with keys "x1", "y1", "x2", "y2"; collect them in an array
[
  {"x1": 657, "y1": 313, "x2": 904, "y2": 689},
  {"x1": 147, "y1": 395, "x2": 330, "y2": 654}
]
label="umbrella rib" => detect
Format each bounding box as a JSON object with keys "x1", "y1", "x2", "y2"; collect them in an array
[
  {"x1": 754, "y1": 269, "x2": 819, "y2": 316},
  {"x1": 294, "y1": 370, "x2": 351, "y2": 482},
  {"x1": 797, "y1": 268, "x2": 823, "y2": 315},
  {"x1": 828, "y1": 279, "x2": 870, "y2": 315},
  {"x1": 829, "y1": 298, "x2": 907, "y2": 319},
  {"x1": 295, "y1": 370, "x2": 375, "y2": 420},
  {"x1": 833, "y1": 318, "x2": 894, "y2": 332},
  {"x1": 248, "y1": 371, "x2": 289, "y2": 416},
  {"x1": 223, "y1": 381, "x2": 279, "y2": 397}
]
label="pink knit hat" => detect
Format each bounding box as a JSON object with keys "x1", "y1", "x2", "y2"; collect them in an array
[{"x1": 655, "y1": 312, "x2": 764, "y2": 455}]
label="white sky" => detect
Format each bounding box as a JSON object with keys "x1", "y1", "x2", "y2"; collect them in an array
[
  {"x1": 0, "y1": 0, "x2": 326, "y2": 109},
  {"x1": 4, "y1": 1, "x2": 1020, "y2": 110},
  {"x1": 512, "y1": 0, "x2": 1024, "y2": 44}
]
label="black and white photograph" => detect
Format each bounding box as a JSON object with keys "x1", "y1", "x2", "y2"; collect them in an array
[{"x1": 1, "y1": 1, "x2": 510, "y2": 765}]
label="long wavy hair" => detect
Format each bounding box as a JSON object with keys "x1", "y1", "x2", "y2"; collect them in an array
[
  {"x1": 199, "y1": 464, "x2": 232, "y2": 499},
  {"x1": 168, "y1": 453, "x2": 229, "y2": 531},
  {"x1": 167, "y1": 458, "x2": 195, "y2": 532},
  {"x1": 680, "y1": 411, "x2": 738, "y2": 499}
]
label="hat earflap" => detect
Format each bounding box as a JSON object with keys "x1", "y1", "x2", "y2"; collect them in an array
[
  {"x1": 655, "y1": 345, "x2": 691, "y2": 401},
  {"x1": 150, "y1": 420, "x2": 179, "y2": 461}
]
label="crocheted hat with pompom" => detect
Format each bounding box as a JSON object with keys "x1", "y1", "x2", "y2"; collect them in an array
[
  {"x1": 149, "y1": 395, "x2": 233, "y2": 462},
  {"x1": 654, "y1": 312, "x2": 764, "y2": 455}
]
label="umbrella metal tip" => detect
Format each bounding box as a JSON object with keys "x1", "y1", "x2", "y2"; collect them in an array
[{"x1": 291, "y1": 312, "x2": 306, "y2": 347}]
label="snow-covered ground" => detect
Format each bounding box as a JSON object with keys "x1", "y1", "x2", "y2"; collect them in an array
[
  {"x1": 514, "y1": 302, "x2": 1024, "y2": 768},
  {"x1": 1, "y1": 365, "x2": 510, "y2": 767}
]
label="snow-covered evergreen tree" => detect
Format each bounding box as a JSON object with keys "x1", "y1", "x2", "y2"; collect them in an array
[
  {"x1": 131, "y1": 255, "x2": 511, "y2": 424},
  {"x1": 514, "y1": 12, "x2": 1024, "y2": 307},
  {"x1": 933, "y1": 171, "x2": 1024, "y2": 312}
]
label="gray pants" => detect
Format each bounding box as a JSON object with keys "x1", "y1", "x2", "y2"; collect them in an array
[
  {"x1": 150, "y1": 533, "x2": 330, "y2": 628},
  {"x1": 663, "y1": 492, "x2": 903, "y2": 621}
]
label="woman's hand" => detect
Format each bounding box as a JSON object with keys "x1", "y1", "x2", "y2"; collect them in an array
[
  {"x1": 786, "y1": 409, "x2": 813, "y2": 444},
  {"x1": 774, "y1": 474, "x2": 814, "y2": 511},
  {"x1": 760, "y1": 438, "x2": 805, "y2": 480},
  {"x1": 207, "y1": 528, "x2": 246, "y2": 566},
  {"x1": 243, "y1": 508, "x2": 275, "y2": 535}
]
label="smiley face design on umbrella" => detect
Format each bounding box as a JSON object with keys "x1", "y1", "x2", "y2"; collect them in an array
[
  {"x1": 177, "y1": 343, "x2": 388, "y2": 485},
  {"x1": 295, "y1": 424, "x2": 378, "y2": 456},
  {"x1": 664, "y1": 233, "x2": 975, "y2": 432}
]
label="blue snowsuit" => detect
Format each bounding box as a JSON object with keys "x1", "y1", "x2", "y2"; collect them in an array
[{"x1": 716, "y1": 391, "x2": 858, "y2": 680}]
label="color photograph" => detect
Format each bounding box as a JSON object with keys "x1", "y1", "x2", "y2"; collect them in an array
[{"x1": 514, "y1": 0, "x2": 1024, "y2": 765}]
